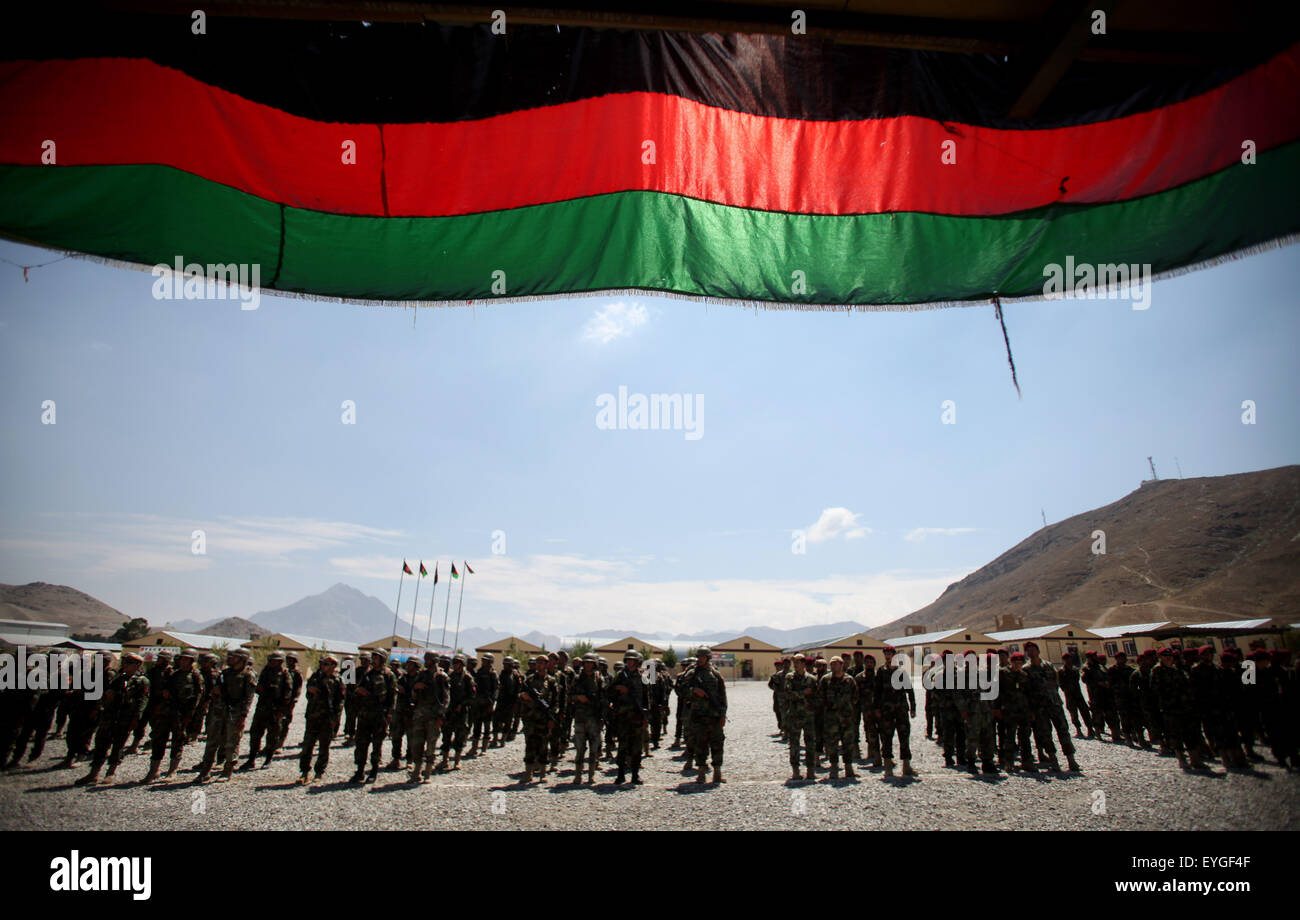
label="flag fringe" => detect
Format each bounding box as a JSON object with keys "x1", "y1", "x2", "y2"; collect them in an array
[{"x1": 12, "y1": 232, "x2": 1297, "y2": 312}]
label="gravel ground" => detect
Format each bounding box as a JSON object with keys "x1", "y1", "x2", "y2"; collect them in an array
[{"x1": 2, "y1": 682, "x2": 1296, "y2": 831}]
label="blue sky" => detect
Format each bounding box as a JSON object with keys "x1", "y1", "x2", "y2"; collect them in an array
[{"x1": 1, "y1": 239, "x2": 1297, "y2": 636}]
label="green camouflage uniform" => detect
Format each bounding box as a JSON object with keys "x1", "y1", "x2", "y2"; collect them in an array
[
  {"x1": 85, "y1": 668, "x2": 150, "y2": 779},
  {"x1": 518, "y1": 670, "x2": 557, "y2": 775},
  {"x1": 685, "y1": 663, "x2": 727, "y2": 773},
  {"x1": 352, "y1": 663, "x2": 396, "y2": 774},
  {"x1": 781, "y1": 669, "x2": 819, "y2": 772},
  {"x1": 299, "y1": 668, "x2": 343, "y2": 776},
  {"x1": 197, "y1": 664, "x2": 256, "y2": 776},
  {"x1": 995, "y1": 666, "x2": 1035, "y2": 769},
  {"x1": 818, "y1": 671, "x2": 858, "y2": 772},
  {"x1": 407, "y1": 665, "x2": 450, "y2": 777}
]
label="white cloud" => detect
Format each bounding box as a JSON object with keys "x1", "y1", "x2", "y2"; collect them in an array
[
  {"x1": 805, "y1": 507, "x2": 871, "y2": 543},
  {"x1": 904, "y1": 527, "x2": 977, "y2": 543},
  {"x1": 455, "y1": 554, "x2": 967, "y2": 634},
  {"x1": 4, "y1": 513, "x2": 404, "y2": 575},
  {"x1": 581, "y1": 301, "x2": 648, "y2": 344}
]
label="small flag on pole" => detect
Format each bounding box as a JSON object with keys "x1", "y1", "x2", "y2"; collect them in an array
[
  {"x1": 402, "y1": 560, "x2": 413, "y2": 575},
  {"x1": 451, "y1": 563, "x2": 459, "y2": 579},
  {"x1": 465, "y1": 562, "x2": 474, "y2": 575},
  {"x1": 419, "y1": 561, "x2": 428, "y2": 577},
  {"x1": 433, "y1": 563, "x2": 439, "y2": 584}
]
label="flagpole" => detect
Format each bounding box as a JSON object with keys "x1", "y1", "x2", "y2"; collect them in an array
[
  {"x1": 452, "y1": 563, "x2": 469, "y2": 653},
  {"x1": 440, "y1": 564, "x2": 453, "y2": 649},
  {"x1": 424, "y1": 567, "x2": 439, "y2": 647},
  {"x1": 390, "y1": 564, "x2": 407, "y2": 639},
  {"x1": 407, "y1": 564, "x2": 423, "y2": 645}
]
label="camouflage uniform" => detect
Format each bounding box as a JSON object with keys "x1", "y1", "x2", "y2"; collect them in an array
[
  {"x1": 298, "y1": 662, "x2": 343, "y2": 780},
  {"x1": 351, "y1": 655, "x2": 396, "y2": 780},
  {"x1": 78, "y1": 660, "x2": 150, "y2": 784},
  {"x1": 406, "y1": 659, "x2": 449, "y2": 780},
  {"x1": 187, "y1": 654, "x2": 219, "y2": 742},
  {"x1": 1025, "y1": 652, "x2": 1077, "y2": 770},
  {"x1": 672, "y1": 664, "x2": 692, "y2": 752},
  {"x1": 244, "y1": 655, "x2": 293, "y2": 768},
  {"x1": 955, "y1": 656, "x2": 998, "y2": 773},
  {"x1": 995, "y1": 663, "x2": 1036, "y2": 771},
  {"x1": 518, "y1": 664, "x2": 557, "y2": 781},
  {"x1": 547, "y1": 660, "x2": 571, "y2": 766},
  {"x1": 196, "y1": 655, "x2": 257, "y2": 780},
  {"x1": 1130, "y1": 657, "x2": 1163, "y2": 750},
  {"x1": 610, "y1": 656, "x2": 649, "y2": 783},
  {"x1": 389, "y1": 660, "x2": 420, "y2": 764},
  {"x1": 469, "y1": 657, "x2": 498, "y2": 754},
  {"x1": 1082, "y1": 656, "x2": 1119, "y2": 739},
  {"x1": 279, "y1": 657, "x2": 303, "y2": 752},
  {"x1": 817, "y1": 666, "x2": 858, "y2": 778},
  {"x1": 684, "y1": 657, "x2": 727, "y2": 781},
  {"x1": 1108, "y1": 658, "x2": 1139, "y2": 744},
  {"x1": 439, "y1": 662, "x2": 476, "y2": 766},
  {"x1": 493, "y1": 660, "x2": 520, "y2": 744},
  {"x1": 1058, "y1": 658, "x2": 1093, "y2": 736},
  {"x1": 1150, "y1": 655, "x2": 1207, "y2": 767},
  {"x1": 874, "y1": 655, "x2": 917, "y2": 775},
  {"x1": 854, "y1": 661, "x2": 880, "y2": 765},
  {"x1": 768, "y1": 662, "x2": 788, "y2": 739},
  {"x1": 144, "y1": 652, "x2": 202, "y2": 780},
  {"x1": 781, "y1": 664, "x2": 819, "y2": 776},
  {"x1": 569, "y1": 658, "x2": 605, "y2": 782},
  {"x1": 129, "y1": 653, "x2": 171, "y2": 752}
]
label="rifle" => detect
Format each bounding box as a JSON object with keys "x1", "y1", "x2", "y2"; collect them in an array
[{"x1": 518, "y1": 678, "x2": 554, "y2": 720}]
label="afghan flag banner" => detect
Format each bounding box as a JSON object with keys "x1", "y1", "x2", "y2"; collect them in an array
[
  {"x1": 465, "y1": 563, "x2": 474, "y2": 575},
  {"x1": 451, "y1": 563, "x2": 459, "y2": 580},
  {"x1": 419, "y1": 562, "x2": 428, "y2": 577},
  {"x1": 433, "y1": 564, "x2": 439, "y2": 585},
  {"x1": 0, "y1": 10, "x2": 1297, "y2": 307},
  {"x1": 402, "y1": 561, "x2": 413, "y2": 576}
]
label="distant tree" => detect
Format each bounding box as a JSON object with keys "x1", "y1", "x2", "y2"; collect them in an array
[
  {"x1": 249, "y1": 635, "x2": 278, "y2": 670},
  {"x1": 568, "y1": 640, "x2": 594, "y2": 658},
  {"x1": 639, "y1": 645, "x2": 653, "y2": 661},
  {"x1": 662, "y1": 646, "x2": 678, "y2": 669},
  {"x1": 111, "y1": 617, "x2": 150, "y2": 642}
]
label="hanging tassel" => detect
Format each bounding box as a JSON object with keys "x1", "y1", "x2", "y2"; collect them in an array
[{"x1": 993, "y1": 296, "x2": 1021, "y2": 398}]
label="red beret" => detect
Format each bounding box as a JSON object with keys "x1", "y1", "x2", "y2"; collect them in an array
[
  {"x1": 1009, "y1": 652, "x2": 1026, "y2": 662},
  {"x1": 1024, "y1": 640, "x2": 1039, "y2": 650},
  {"x1": 1247, "y1": 649, "x2": 1271, "y2": 662},
  {"x1": 1157, "y1": 647, "x2": 1174, "y2": 656},
  {"x1": 883, "y1": 645, "x2": 896, "y2": 653}
]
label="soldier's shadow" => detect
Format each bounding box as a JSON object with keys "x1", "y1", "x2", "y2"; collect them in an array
[
  {"x1": 879, "y1": 774, "x2": 920, "y2": 788},
  {"x1": 307, "y1": 780, "x2": 364, "y2": 794},
  {"x1": 671, "y1": 780, "x2": 716, "y2": 794},
  {"x1": 24, "y1": 780, "x2": 83, "y2": 793},
  {"x1": 255, "y1": 779, "x2": 312, "y2": 791}
]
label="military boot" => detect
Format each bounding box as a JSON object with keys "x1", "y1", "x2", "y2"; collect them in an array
[
  {"x1": 143, "y1": 759, "x2": 161, "y2": 783},
  {"x1": 712, "y1": 768, "x2": 724, "y2": 783},
  {"x1": 165, "y1": 753, "x2": 182, "y2": 778},
  {"x1": 1189, "y1": 749, "x2": 1208, "y2": 770},
  {"x1": 828, "y1": 764, "x2": 840, "y2": 780},
  {"x1": 195, "y1": 762, "x2": 212, "y2": 783},
  {"x1": 943, "y1": 753, "x2": 954, "y2": 767},
  {"x1": 239, "y1": 756, "x2": 256, "y2": 772},
  {"x1": 452, "y1": 751, "x2": 462, "y2": 770},
  {"x1": 982, "y1": 761, "x2": 998, "y2": 774},
  {"x1": 697, "y1": 765, "x2": 708, "y2": 783},
  {"x1": 366, "y1": 766, "x2": 378, "y2": 783},
  {"x1": 435, "y1": 755, "x2": 449, "y2": 772},
  {"x1": 632, "y1": 767, "x2": 643, "y2": 785},
  {"x1": 298, "y1": 771, "x2": 310, "y2": 785},
  {"x1": 901, "y1": 760, "x2": 917, "y2": 776},
  {"x1": 843, "y1": 764, "x2": 857, "y2": 780},
  {"x1": 535, "y1": 765, "x2": 547, "y2": 783},
  {"x1": 791, "y1": 765, "x2": 802, "y2": 780},
  {"x1": 75, "y1": 766, "x2": 100, "y2": 785},
  {"x1": 1066, "y1": 755, "x2": 1081, "y2": 772},
  {"x1": 100, "y1": 765, "x2": 117, "y2": 784},
  {"x1": 220, "y1": 761, "x2": 235, "y2": 780},
  {"x1": 468, "y1": 741, "x2": 478, "y2": 757},
  {"x1": 349, "y1": 768, "x2": 366, "y2": 783},
  {"x1": 56, "y1": 755, "x2": 75, "y2": 770},
  {"x1": 573, "y1": 755, "x2": 585, "y2": 784},
  {"x1": 387, "y1": 757, "x2": 402, "y2": 770},
  {"x1": 1048, "y1": 755, "x2": 1062, "y2": 773},
  {"x1": 1176, "y1": 750, "x2": 1189, "y2": 769},
  {"x1": 587, "y1": 763, "x2": 596, "y2": 784},
  {"x1": 883, "y1": 758, "x2": 895, "y2": 777}
]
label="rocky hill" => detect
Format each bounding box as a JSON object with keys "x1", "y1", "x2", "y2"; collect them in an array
[{"x1": 873, "y1": 465, "x2": 1300, "y2": 636}]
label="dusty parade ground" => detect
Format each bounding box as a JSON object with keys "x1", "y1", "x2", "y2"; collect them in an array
[{"x1": 1, "y1": 682, "x2": 1296, "y2": 831}]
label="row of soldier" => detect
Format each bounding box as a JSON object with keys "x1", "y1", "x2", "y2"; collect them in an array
[
  {"x1": 770, "y1": 642, "x2": 1298, "y2": 782},
  {"x1": 0, "y1": 644, "x2": 732, "y2": 788}
]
